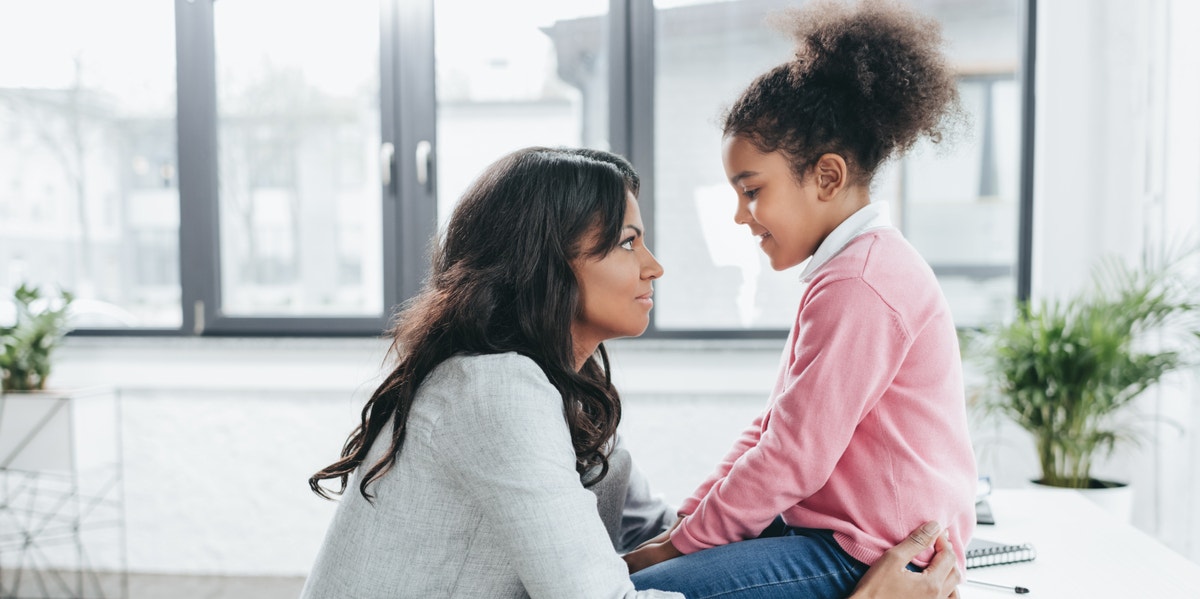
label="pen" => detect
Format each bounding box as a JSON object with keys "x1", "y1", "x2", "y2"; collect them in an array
[{"x1": 965, "y1": 579, "x2": 1030, "y2": 594}]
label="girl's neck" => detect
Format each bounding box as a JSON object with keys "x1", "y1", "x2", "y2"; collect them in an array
[{"x1": 837, "y1": 185, "x2": 871, "y2": 215}]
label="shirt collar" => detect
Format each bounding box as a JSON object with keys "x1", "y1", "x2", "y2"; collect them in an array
[{"x1": 799, "y1": 201, "x2": 893, "y2": 283}]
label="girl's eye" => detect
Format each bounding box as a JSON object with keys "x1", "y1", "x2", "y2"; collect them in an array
[
  {"x1": 743, "y1": 188, "x2": 759, "y2": 200},
  {"x1": 619, "y1": 237, "x2": 635, "y2": 251}
]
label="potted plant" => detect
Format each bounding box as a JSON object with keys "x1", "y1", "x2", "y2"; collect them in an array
[
  {"x1": 0, "y1": 283, "x2": 75, "y2": 392},
  {"x1": 970, "y1": 247, "x2": 1200, "y2": 501}
]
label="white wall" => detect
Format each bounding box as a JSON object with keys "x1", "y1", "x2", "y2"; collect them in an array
[
  {"x1": 47, "y1": 338, "x2": 387, "y2": 575},
  {"x1": 45, "y1": 337, "x2": 784, "y2": 576},
  {"x1": 1024, "y1": 0, "x2": 1200, "y2": 559},
  {"x1": 1163, "y1": 0, "x2": 1200, "y2": 558}
]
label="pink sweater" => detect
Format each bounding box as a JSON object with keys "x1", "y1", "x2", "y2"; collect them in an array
[{"x1": 670, "y1": 228, "x2": 976, "y2": 570}]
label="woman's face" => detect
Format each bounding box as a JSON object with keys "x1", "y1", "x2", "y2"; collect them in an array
[
  {"x1": 721, "y1": 134, "x2": 836, "y2": 271},
  {"x1": 571, "y1": 193, "x2": 663, "y2": 354}
]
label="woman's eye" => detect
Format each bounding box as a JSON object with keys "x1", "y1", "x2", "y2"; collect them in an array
[
  {"x1": 619, "y1": 238, "x2": 635, "y2": 251},
  {"x1": 743, "y1": 188, "x2": 759, "y2": 200}
]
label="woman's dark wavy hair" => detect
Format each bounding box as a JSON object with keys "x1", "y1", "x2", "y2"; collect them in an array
[
  {"x1": 310, "y1": 146, "x2": 639, "y2": 500},
  {"x1": 723, "y1": 0, "x2": 964, "y2": 186}
]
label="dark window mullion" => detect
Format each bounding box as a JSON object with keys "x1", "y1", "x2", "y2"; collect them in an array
[
  {"x1": 1017, "y1": 0, "x2": 1037, "y2": 304},
  {"x1": 394, "y1": 0, "x2": 438, "y2": 306},
  {"x1": 175, "y1": 0, "x2": 220, "y2": 336},
  {"x1": 380, "y1": 0, "x2": 402, "y2": 316},
  {"x1": 629, "y1": 0, "x2": 656, "y2": 278},
  {"x1": 608, "y1": 0, "x2": 656, "y2": 218}
]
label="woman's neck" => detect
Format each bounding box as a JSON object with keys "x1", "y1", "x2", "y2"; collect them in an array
[{"x1": 573, "y1": 342, "x2": 597, "y2": 372}]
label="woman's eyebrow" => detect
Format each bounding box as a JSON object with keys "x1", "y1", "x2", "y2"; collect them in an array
[{"x1": 623, "y1": 224, "x2": 643, "y2": 237}]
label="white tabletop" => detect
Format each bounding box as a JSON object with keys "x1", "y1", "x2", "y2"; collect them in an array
[{"x1": 963, "y1": 488, "x2": 1200, "y2": 597}]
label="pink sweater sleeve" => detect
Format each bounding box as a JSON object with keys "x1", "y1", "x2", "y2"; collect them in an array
[
  {"x1": 677, "y1": 413, "x2": 764, "y2": 516},
  {"x1": 671, "y1": 277, "x2": 911, "y2": 554}
]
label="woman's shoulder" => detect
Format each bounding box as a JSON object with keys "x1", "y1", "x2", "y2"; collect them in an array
[
  {"x1": 419, "y1": 352, "x2": 575, "y2": 471},
  {"x1": 421, "y1": 352, "x2": 560, "y2": 421},
  {"x1": 443, "y1": 350, "x2": 543, "y2": 369},
  {"x1": 430, "y1": 352, "x2": 550, "y2": 389}
]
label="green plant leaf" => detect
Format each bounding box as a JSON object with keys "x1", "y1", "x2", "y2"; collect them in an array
[
  {"x1": 1, "y1": 282, "x2": 74, "y2": 392},
  {"x1": 973, "y1": 241, "x2": 1200, "y2": 486}
]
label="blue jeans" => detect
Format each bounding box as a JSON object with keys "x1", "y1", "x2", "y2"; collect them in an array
[{"x1": 630, "y1": 521, "x2": 868, "y2": 599}]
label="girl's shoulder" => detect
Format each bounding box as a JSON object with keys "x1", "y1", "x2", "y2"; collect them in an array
[
  {"x1": 839, "y1": 228, "x2": 927, "y2": 275},
  {"x1": 808, "y1": 230, "x2": 940, "y2": 311},
  {"x1": 811, "y1": 228, "x2": 910, "y2": 280}
]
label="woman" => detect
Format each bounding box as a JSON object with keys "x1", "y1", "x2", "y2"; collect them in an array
[{"x1": 300, "y1": 147, "x2": 960, "y2": 598}]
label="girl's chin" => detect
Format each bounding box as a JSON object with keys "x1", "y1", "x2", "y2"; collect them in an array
[
  {"x1": 763, "y1": 248, "x2": 810, "y2": 271},
  {"x1": 767, "y1": 257, "x2": 801, "y2": 271}
]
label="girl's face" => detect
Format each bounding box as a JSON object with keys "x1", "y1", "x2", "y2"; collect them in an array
[
  {"x1": 721, "y1": 134, "x2": 838, "y2": 271},
  {"x1": 571, "y1": 194, "x2": 663, "y2": 355}
]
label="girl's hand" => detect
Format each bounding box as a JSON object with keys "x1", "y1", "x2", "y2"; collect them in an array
[
  {"x1": 622, "y1": 537, "x2": 683, "y2": 574},
  {"x1": 631, "y1": 515, "x2": 683, "y2": 551}
]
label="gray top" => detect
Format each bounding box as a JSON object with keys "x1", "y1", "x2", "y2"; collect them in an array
[{"x1": 300, "y1": 353, "x2": 682, "y2": 599}]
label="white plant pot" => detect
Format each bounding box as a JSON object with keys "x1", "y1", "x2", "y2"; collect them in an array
[{"x1": 1031, "y1": 478, "x2": 1134, "y2": 524}]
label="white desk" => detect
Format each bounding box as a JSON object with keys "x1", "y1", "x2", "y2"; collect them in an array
[{"x1": 965, "y1": 488, "x2": 1200, "y2": 597}]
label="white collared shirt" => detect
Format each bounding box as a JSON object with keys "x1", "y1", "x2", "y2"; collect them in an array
[{"x1": 798, "y1": 201, "x2": 893, "y2": 283}]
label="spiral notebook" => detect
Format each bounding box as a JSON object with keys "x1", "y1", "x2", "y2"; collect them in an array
[{"x1": 965, "y1": 538, "x2": 1037, "y2": 569}]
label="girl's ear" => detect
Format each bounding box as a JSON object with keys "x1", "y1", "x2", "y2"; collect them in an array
[{"x1": 813, "y1": 153, "x2": 848, "y2": 201}]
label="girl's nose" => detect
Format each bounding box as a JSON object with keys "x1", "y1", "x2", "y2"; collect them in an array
[{"x1": 733, "y1": 197, "x2": 753, "y2": 226}]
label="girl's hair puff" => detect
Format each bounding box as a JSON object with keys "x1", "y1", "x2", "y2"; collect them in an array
[{"x1": 723, "y1": 0, "x2": 964, "y2": 185}]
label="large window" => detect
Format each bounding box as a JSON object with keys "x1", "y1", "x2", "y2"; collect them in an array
[
  {"x1": 0, "y1": 0, "x2": 1031, "y2": 336},
  {"x1": 649, "y1": 0, "x2": 1026, "y2": 331}
]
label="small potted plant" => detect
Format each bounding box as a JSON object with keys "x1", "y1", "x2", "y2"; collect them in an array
[
  {"x1": 0, "y1": 283, "x2": 75, "y2": 393},
  {"x1": 970, "y1": 246, "x2": 1200, "y2": 505}
]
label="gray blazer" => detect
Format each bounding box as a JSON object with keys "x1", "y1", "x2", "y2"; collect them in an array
[{"x1": 300, "y1": 353, "x2": 682, "y2": 599}]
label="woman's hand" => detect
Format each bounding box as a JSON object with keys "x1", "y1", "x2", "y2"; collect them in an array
[
  {"x1": 622, "y1": 536, "x2": 683, "y2": 574},
  {"x1": 849, "y1": 521, "x2": 961, "y2": 599}
]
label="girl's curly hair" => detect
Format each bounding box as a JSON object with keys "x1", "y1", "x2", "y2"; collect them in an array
[{"x1": 723, "y1": 0, "x2": 964, "y2": 185}]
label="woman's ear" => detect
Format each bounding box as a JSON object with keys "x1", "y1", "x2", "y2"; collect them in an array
[{"x1": 813, "y1": 153, "x2": 848, "y2": 201}]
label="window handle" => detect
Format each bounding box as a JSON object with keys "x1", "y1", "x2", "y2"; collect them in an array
[
  {"x1": 415, "y1": 140, "x2": 432, "y2": 188},
  {"x1": 380, "y1": 142, "x2": 395, "y2": 188}
]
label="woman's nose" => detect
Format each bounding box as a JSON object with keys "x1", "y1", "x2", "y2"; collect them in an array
[{"x1": 642, "y1": 249, "x2": 664, "y2": 280}]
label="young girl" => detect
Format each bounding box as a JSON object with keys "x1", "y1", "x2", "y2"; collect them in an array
[{"x1": 625, "y1": 1, "x2": 977, "y2": 597}]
